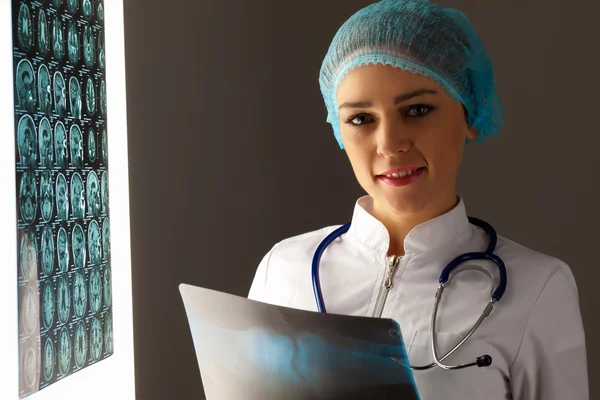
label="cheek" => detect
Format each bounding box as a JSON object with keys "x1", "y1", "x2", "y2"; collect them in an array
[
  {"x1": 344, "y1": 145, "x2": 374, "y2": 183},
  {"x1": 420, "y1": 126, "x2": 466, "y2": 175}
]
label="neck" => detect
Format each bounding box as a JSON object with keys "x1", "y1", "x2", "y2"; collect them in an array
[{"x1": 371, "y1": 193, "x2": 460, "y2": 256}]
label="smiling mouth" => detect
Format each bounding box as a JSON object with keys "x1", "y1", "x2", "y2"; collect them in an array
[{"x1": 379, "y1": 167, "x2": 426, "y2": 178}]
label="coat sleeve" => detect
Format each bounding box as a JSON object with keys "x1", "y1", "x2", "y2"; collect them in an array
[
  {"x1": 510, "y1": 266, "x2": 589, "y2": 400},
  {"x1": 247, "y1": 246, "x2": 276, "y2": 302}
]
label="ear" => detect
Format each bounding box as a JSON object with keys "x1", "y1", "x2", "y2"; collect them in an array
[{"x1": 466, "y1": 125, "x2": 478, "y2": 141}]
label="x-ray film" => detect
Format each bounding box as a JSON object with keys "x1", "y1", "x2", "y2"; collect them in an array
[
  {"x1": 12, "y1": 1, "x2": 113, "y2": 397},
  {"x1": 180, "y1": 285, "x2": 420, "y2": 400}
]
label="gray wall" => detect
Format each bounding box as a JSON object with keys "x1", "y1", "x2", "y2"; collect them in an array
[{"x1": 122, "y1": 1, "x2": 599, "y2": 398}]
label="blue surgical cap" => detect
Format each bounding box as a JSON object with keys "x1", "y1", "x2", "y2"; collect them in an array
[{"x1": 319, "y1": 0, "x2": 504, "y2": 149}]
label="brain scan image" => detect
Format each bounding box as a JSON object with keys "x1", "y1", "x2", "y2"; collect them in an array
[
  {"x1": 70, "y1": 124, "x2": 84, "y2": 169},
  {"x1": 73, "y1": 271, "x2": 87, "y2": 318},
  {"x1": 56, "y1": 173, "x2": 69, "y2": 221},
  {"x1": 82, "y1": 0, "x2": 93, "y2": 19},
  {"x1": 102, "y1": 218, "x2": 110, "y2": 261},
  {"x1": 67, "y1": 20, "x2": 80, "y2": 65},
  {"x1": 58, "y1": 326, "x2": 71, "y2": 376},
  {"x1": 74, "y1": 320, "x2": 88, "y2": 369},
  {"x1": 100, "y1": 79, "x2": 106, "y2": 116},
  {"x1": 16, "y1": 59, "x2": 36, "y2": 112},
  {"x1": 21, "y1": 286, "x2": 38, "y2": 336},
  {"x1": 103, "y1": 266, "x2": 111, "y2": 308},
  {"x1": 53, "y1": 71, "x2": 67, "y2": 117},
  {"x1": 38, "y1": 9, "x2": 50, "y2": 56},
  {"x1": 89, "y1": 267, "x2": 102, "y2": 313},
  {"x1": 43, "y1": 336, "x2": 55, "y2": 381},
  {"x1": 83, "y1": 26, "x2": 95, "y2": 68},
  {"x1": 24, "y1": 346, "x2": 37, "y2": 388},
  {"x1": 17, "y1": 115, "x2": 37, "y2": 168},
  {"x1": 19, "y1": 172, "x2": 38, "y2": 224},
  {"x1": 52, "y1": 15, "x2": 64, "y2": 61},
  {"x1": 41, "y1": 224, "x2": 55, "y2": 276},
  {"x1": 98, "y1": 30, "x2": 105, "y2": 70},
  {"x1": 67, "y1": 0, "x2": 79, "y2": 14},
  {"x1": 72, "y1": 223, "x2": 86, "y2": 269},
  {"x1": 57, "y1": 274, "x2": 71, "y2": 324},
  {"x1": 54, "y1": 121, "x2": 68, "y2": 169},
  {"x1": 40, "y1": 171, "x2": 54, "y2": 222},
  {"x1": 88, "y1": 128, "x2": 97, "y2": 162},
  {"x1": 69, "y1": 76, "x2": 82, "y2": 119},
  {"x1": 38, "y1": 64, "x2": 52, "y2": 115},
  {"x1": 101, "y1": 129, "x2": 107, "y2": 164},
  {"x1": 14, "y1": 0, "x2": 112, "y2": 389},
  {"x1": 87, "y1": 171, "x2": 100, "y2": 217},
  {"x1": 71, "y1": 172, "x2": 85, "y2": 219},
  {"x1": 104, "y1": 311, "x2": 113, "y2": 354},
  {"x1": 86, "y1": 77, "x2": 95, "y2": 116},
  {"x1": 18, "y1": 2, "x2": 33, "y2": 52},
  {"x1": 20, "y1": 229, "x2": 38, "y2": 281},
  {"x1": 57, "y1": 227, "x2": 69, "y2": 273},
  {"x1": 39, "y1": 118, "x2": 54, "y2": 168},
  {"x1": 88, "y1": 220, "x2": 101, "y2": 265},
  {"x1": 42, "y1": 279, "x2": 55, "y2": 329},
  {"x1": 89, "y1": 316, "x2": 102, "y2": 361},
  {"x1": 101, "y1": 171, "x2": 108, "y2": 214}
]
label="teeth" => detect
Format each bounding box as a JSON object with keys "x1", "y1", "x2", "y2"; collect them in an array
[{"x1": 386, "y1": 169, "x2": 417, "y2": 178}]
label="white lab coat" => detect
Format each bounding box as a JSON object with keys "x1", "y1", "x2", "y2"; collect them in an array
[{"x1": 248, "y1": 196, "x2": 589, "y2": 400}]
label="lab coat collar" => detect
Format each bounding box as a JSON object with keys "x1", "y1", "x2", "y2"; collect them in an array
[{"x1": 346, "y1": 195, "x2": 472, "y2": 254}]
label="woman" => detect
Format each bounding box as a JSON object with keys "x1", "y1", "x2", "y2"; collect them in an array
[{"x1": 248, "y1": 0, "x2": 588, "y2": 399}]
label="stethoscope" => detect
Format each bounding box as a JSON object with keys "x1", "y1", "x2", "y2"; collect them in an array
[{"x1": 311, "y1": 217, "x2": 507, "y2": 370}]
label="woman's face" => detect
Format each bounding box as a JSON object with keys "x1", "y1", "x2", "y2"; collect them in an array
[{"x1": 336, "y1": 63, "x2": 476, "y2": 218}]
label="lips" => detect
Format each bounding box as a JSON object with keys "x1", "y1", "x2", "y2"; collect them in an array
[
  {"x1": 379, "y1": 167, "x2": 425, "y2": 178},
  {"x1": 378, "y1": 166, "x2": 426, "y2": 177},
  {"x1": 377, "y1": 167, "x2": 426, "y2": 187}
]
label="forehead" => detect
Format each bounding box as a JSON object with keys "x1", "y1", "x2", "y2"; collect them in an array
[{"x1": 336, "y1": 63, "x2": 444, "y2": 102}]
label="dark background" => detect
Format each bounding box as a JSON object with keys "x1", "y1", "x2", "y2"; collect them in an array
[{"x1": 122, "y1": 1, "x2": 599, "y2": 398}]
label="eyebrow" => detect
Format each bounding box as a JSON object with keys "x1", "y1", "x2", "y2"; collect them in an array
[{"x1": 338, "y1": 89, "x2": 438, "y2": 110}]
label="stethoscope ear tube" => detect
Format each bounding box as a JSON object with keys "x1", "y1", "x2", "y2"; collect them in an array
[
  {"x1": 313, "y1": 217, "x2": 506, "y2": 371},
  {"x1": 429, "y1": 284, "x2": 497, "y2": 370},
  {"x1": 477, "y1": 355, "x2": 493, "y2": 367}
]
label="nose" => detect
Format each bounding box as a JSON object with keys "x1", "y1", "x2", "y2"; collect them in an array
[{"x1": 375, "y1": 119, "x2": 412, "y2": 158}]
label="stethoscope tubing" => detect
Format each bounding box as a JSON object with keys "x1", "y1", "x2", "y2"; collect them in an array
[{"x1": 311, "y1": 217, "x2": 506, "y2": 370}]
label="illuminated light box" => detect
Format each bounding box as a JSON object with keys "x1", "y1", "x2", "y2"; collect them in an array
[{"x1": 1, "y1": 1, "x2": 135, "y2": 398}]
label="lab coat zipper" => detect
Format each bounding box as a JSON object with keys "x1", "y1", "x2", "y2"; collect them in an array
[{"x1": 372, "y1": 255, "x2": 401, "y2": 318}]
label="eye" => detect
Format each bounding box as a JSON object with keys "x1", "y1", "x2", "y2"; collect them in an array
[
  {"x1": 346, "y1": 113, "x2": 374, "y2": 127},
  {"x1": 405, "y1": 105, "x2": 434, "y2": 117}
]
